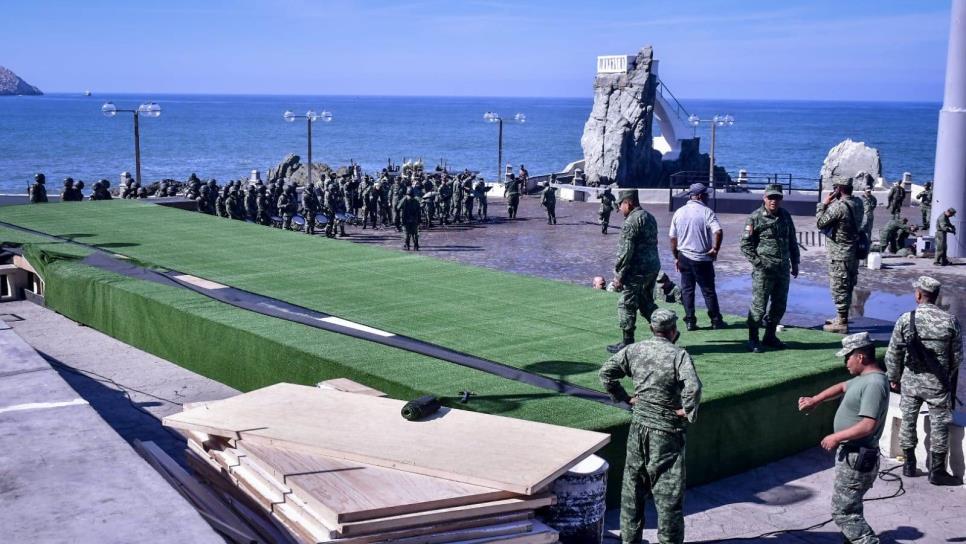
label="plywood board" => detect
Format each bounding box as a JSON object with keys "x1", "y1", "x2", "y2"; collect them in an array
[
  {"x1": 163, "y1": 384, "x2": 609, "y2": 495},
  {"x1": 239, "y1": 441, "x2": 515, "y2": 525},
  {"x1": 317, "y1": 378, "x2": 387, "y2": 397}
]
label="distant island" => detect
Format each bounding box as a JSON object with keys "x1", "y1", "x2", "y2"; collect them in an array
[{"x1": 0, "y1": 66, "x2": 42, "y2": 96}]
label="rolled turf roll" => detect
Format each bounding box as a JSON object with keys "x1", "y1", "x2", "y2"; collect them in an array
[{"x1": 401, "y1": 395, "x2": 442, "y2": 421}]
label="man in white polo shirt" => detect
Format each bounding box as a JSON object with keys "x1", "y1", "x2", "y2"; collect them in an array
[{"x1": 669, "y1": 183, "x2": 724, "y2": 331}]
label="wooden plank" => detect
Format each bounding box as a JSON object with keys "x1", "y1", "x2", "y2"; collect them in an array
[
  {"x1": 239, "y1": 441, "x2": 515, "y2": 525},
  {"x1": 386, "y1": 520, "x2": 532, "y2": 544},
  {"x1": 450, "y1": 521, "x2": 557, "y2": 544},
  {"x1": 334, "y1": 496, "x2": 555, "y2": 537},
  {"x1": 134, "y1": 440, "x2": 261, "y2": 543},
  {"x1": 163, "y1": 384, "x2": 609, "y2": 495},
  {"x1": 317, "y1": 378, "x2": 387, "y2": 397}
]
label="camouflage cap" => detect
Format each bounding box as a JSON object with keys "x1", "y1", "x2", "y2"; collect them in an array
[
  {"x1": 764, "y1": 184, "x2": 784, "y2": 197},
  {"x1": 948, "y1": 208, "x2": 957, "y2": 215},
  {"x1": 913, "y1": 275, "x2": 940, "y2": 294},
  {"x1": 835, "y1": 331, "x2": 874, "y2": 357},
  {"x1": 617, "y1": 189, "x2": 638, "y2": 203},
  {"x1": 833, "y1": 177, "x2": 854, "y2": 187},
  {"x1": 650, "y1": 308, "x2": 678, "y2": 332}
]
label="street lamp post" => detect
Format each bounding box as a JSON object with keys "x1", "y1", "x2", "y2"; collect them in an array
[
  {"x1": 283, "y1": 109, "x2": 333, "y2": 184},
  {"x1": 483, "y1": 112, "x2": 526, "y2": 181},
  {"x1": 688, "y1": 114, "x2": 735, "y2": 185},
  {"x1": 101, "y1": 101, "x2": 161, "y2": 186}
]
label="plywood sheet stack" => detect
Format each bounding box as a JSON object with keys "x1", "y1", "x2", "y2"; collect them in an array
[{"x1": 163, "y1": 383, "x2": 610, "y2": 544}]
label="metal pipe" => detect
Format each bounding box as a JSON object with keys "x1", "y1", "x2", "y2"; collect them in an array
[
  {"x1": 307, "y1": 117, "x2": 313, "y2": 185},
  {"x1": 133, "y1": 112, "x2": 142, "y2": 186},
  {"x1": 498, "y1": 117, "x2": 504, "y2": 182},
  {"x1": 931, "y1": 0, "x2": 966, "y2": 256}
]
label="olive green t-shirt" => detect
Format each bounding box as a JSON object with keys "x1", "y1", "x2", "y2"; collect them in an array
[{"x1": 833, "y1": 371, "x2": 890, "y2": 448}]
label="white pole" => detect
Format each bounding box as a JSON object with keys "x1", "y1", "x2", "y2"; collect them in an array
[{"x1": 931, "y1": 0, "x2": 966, "y2": 256}]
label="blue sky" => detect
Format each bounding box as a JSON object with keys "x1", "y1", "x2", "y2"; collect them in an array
[{"x1": 0, "y1": 0, "x2": 952, "y2": 101}]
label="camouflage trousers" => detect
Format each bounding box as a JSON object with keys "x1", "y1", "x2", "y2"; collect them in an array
[
  {"x1": 832, "y1": 447, "x2": 880, "y2": 544},
  {"x1": 828, "y1": 258, "x2": 859, "y2": 315},
  {"x1": 403, "y1": 223, "x2": 419, "y2": 249},
  {"x1": 900, "y1": 391, "x2": 953, "y2": 454},
  {"x1": 935, "y1": 232, "x2": 949, "y2": 265},
  {"x1": 921, "y1": 207, "x2": 931, "y2": 230},
  {"x1": 621, "y1": 421, "x2": 685, "y2": 544},
  {"x1": 600, "y1": 210, "x2": 612, "y2": 233},
  {"x1": 507, "y1": 195, "x2": 520, "y2": 218},
  {"x1": 888, "y1": 203, "x2": 902, "y2": 219},
  {"x1": 618, "y1": 272, "x2": 659, "y2": 336},
  {"x1": 747, "y1": 269, "x2": 789, "y2": 327}
]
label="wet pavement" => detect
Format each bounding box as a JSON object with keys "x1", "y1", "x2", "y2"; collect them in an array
[{"x1": 337, "y1": 195, "x2": 966, "y2": 329}]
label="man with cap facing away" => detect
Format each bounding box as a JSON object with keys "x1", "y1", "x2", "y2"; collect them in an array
[
  {"x1": 816, "y1": 177, "x2": 864, "y2": 333},
  {"x1": 669, "y1": 182, "x2": 725, "y2": 331},
  {"x1": 741, "y1": 184, "x2": 799, "y2": 353},
  {"x1": 885, "y1": 276, "x2": 962, "y2": 485},
  {"x1": 860, "y1": 184, "x2": 877, "y2": 241},
  {"x1": 799, "y1": 332, "x2": 889, "y2": 544},
  {"x1": 934, "y1": 208, "x2": 957, "y2": 266},
  {"x1": 599, "y1": 308, "x2": 702, "y2": 544},
  {"x1": 608, "y1": 189, "x2": 662, "y2": 353}
]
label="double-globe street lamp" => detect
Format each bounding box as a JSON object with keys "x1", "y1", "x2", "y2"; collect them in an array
[
  {"x1": 101, "y1": 101, "x2": 162, "y2": 186},
  {"x1": 283, "y1": 109, "x2": 333, "y2": 185},
  {"x1": 688, "y1": 114, "x2": 735, "y2": 185},
  {"x1": 483, "y1": 112, "x2": 526, "y2": 182}
]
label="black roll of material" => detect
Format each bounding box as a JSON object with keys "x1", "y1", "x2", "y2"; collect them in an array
[{"x1": 401, "y1": 395, "x2": 442, "y2": 421}]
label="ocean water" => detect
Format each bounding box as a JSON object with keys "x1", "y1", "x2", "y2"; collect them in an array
[{"x1": 0, "y1": 93, "x2": 940, "y2": 193}]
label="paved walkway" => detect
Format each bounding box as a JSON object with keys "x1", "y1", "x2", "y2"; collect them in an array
[{"x1": 0, "y1": 307, "x2": 227, "y2": 544}]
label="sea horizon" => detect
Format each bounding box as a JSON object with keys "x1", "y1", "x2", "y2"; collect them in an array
[{"x1": 0, "y1": 93, "x2": 941, "y2": 193}]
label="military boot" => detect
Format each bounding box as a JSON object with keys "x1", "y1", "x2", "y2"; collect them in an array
[
  {"x1": 928, "y1": 451, "x2": 962, "y2": 486},
  {"x1": 747, "y1": 324, "x2": 763, "y2": 353},
  {"x1": 762, "y1": 322, "x2": 786, "y2": 349},
  {"x1": 607, "y1": 331, "x2": 635, "y2": 354},
  {"x1": 823, "y1": 314, "x2": 849, "y2": 334},
  {"x1": 901, "y1": 449, "x2": 917, "y2": 477}
]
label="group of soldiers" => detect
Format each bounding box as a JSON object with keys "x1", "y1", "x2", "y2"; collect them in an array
[{"x1": 599, "y1": 184, "x2": 961, "y2": 543}]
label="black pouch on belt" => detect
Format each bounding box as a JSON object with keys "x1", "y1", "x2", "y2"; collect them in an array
[
  {"x1": 401, "y1": 395, "x2": 442, "y2": 421},
  {"x1": 855, "y1": 446, "x2": 878, "y2": 472}
]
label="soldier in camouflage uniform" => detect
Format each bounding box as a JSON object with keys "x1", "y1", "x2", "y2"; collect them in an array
[
  {"x1": 540, "y1": 182, "x2": 557, "y2": 224},
  {"x1": 474, "y1": 178, "x2": 490, "y2": 221},
  {"x1": 653, "y1": 271, "x2": 682, "y2": 304},
  {"x1": 599, "y1": 187, "x2": 616, "y2": 234},
  {"x1": 255, "y1": 186, "x2": 271, "y2": 225},
  {"x1": 741, "y1": 184, "x2": 800, "y2": 353},
  {"x1": 799, "y1": 332, "x2": 889, "y2": 544},
  {"x1": 439, "y1": 176, "x2": 453, "y2": 224},
  {"x1": 934, "y1": 208, "x2": 957, "y2": 266},
  {"x1": 227, "y1": 186, "x2": 246, "y2": 220},
  {"x1": 915, "y1": 181, "x2": 932, "y2": 230},
  {"x1": 608, "y1": 190, "x2": 661, "y2": 354},
  {"x1": 278, "y1": 185, "x2": 297, "y2": 230},
  {"x1": 878, "y1": 217, "x2": 917, "y2": 255},
  {"x1": 452, "y1": 175, "x2": 465, "y2": 223},
  {"x1": 29, "y1": 173, "x2": 48, "y2": 203},
  {"x1": 400, "y1": 188, "x2": 422, "y2": 250},
  {"x1": 599, "y1": 309, "x2": 702, "y2": 544},
  {"x1": 816, "y1": 177, "x2": 864, "y2": 333},
  {"x1": 504, "y1": 174, "x2": 522, "y2": 219},
  {"x1": 860, "y1": 186, "x2": 877, "y2": 240},
  {"x1": 301, "y1": 183, "x2": 320, "y2": 235},
  {"x1": 886, "y1": 180, "x2": 905, "y2": 219},
  {"x1": 885, "y1": 276, "x2": 962, "y2": 486}
]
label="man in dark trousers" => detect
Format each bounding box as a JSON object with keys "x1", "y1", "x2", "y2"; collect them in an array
[{"x1": 669, "y1": 183, "x2": 724, "y2": 331}]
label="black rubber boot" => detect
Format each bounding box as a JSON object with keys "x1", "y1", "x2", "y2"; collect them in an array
[
  {"x1": 929, "y1": 451, "x2": 962, "y2": 486},
  {"x1": 762, "y1": 322, "x2": 786, "y2": 349},
  {"x1": 607, "y1": 331, "x2": 635, "y2": 354},
  {"x1": 902, "y1": 449, "x2": 917, "y2": 477},
  {"x1": 748, "y1": 324, "x2": 763, "y2": 354}
]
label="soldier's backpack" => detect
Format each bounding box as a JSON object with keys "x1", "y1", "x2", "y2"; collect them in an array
[{"x1": 844, "y1": 200, "x2": 871, "y2": 260}]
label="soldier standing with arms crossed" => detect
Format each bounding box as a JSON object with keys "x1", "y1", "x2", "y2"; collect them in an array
[
  {"x1": 599, "y1": 309, "x2": 701, "y2": 544},
  {"x1": 741, "y1": 184, "x2": 800, "y2": 353},
  {"x1": 799, "y1": 332, "x2": 889, "y2": 544},
  {"x1": 916, "y1": 181, "x2": 933, "y2": 230},
  {"x1": 607, "y1": 190, "x2": 661, "y2": 354},
  {"x1": 860, "y1": 185, "x2": 877, "y2": 241},
  {"x1": 886, "y1": 180, "x2": 905, "y2": 219},
  {"x1": 816, "y1": 177, "x2": 864, "y2": 333},
  {"x1": 885, "y1": 276, "x2": 962, "y2": 485}
]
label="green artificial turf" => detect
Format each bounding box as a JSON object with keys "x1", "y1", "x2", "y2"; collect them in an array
[{"x1": 0, "y1": 201, "x2": 849, "y2": 494}]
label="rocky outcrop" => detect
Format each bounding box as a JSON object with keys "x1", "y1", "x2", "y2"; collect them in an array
[
  {"x1": 819, "y1": 139, "x2": 881, "y2": 189},
  {"x1": 659, "y1": 138, "x2": 731, "y2": 187},
  {"x1": 580, "y1": 47, "x2": 663, "y2": 187},
  {"x1": 0, "y1": 66, "x2": 42, "y2": 96},
  {"x1": 267, "y1": 154, "x2": 332, "y2": 186}
]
